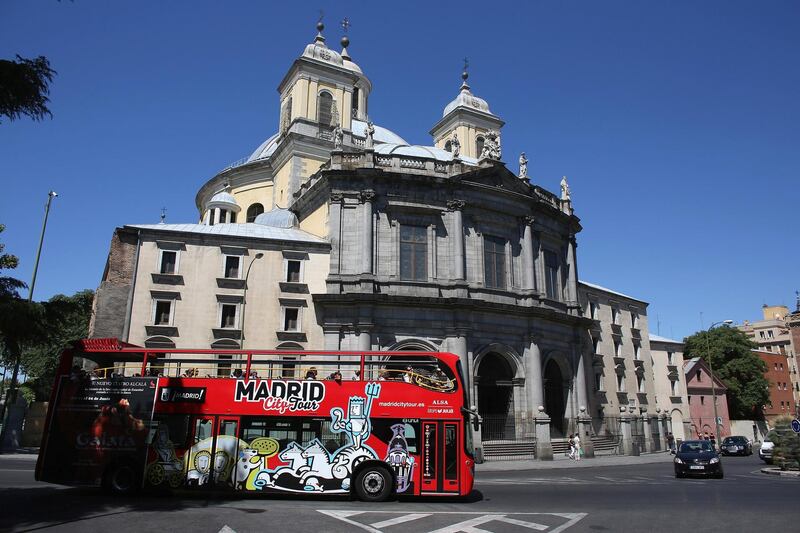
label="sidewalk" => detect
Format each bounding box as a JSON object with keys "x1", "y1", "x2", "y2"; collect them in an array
[{"x1": 476, "y1": 451, "x2": 673, "y2": 473}]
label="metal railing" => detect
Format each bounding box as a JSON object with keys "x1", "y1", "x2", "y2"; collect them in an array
[{"x1": 480, "y1": 414, "x2": 536, "y2": 461}]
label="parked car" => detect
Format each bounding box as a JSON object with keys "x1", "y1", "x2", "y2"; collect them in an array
[
  {"x1": 759, "y1": 431, "x2": 777, "y2": 463},
  {"x1": 721, "y1": 436, "x2": 753, "y2": 456},
  {"x1": 674, "y1": 440, "x2": 724, "y2": 478}
]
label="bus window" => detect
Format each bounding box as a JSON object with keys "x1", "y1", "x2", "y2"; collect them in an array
[
  {"x1": 444, "y1": 424, "x2": 458, "y2": 480},
  {"x1": 219, "y1": 419, "x2": 238, "y2": 436},
  {"x1": 154, "y1": 414, "x2": 191, "y2": 448},
  {"x1": 194, "y1": 419, "x2": 212, "y2": 444}
]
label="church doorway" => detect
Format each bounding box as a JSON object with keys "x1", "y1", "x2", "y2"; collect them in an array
[
  {"x1": 476, "y1": 352, "x2": 515, "y2": 440},
  {"x1": 544, "y1": 359, "x2": 566, "y2": 436}
]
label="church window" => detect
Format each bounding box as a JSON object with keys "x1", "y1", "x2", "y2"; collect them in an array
[
  {"x1": 630, "y1": 310, "x2": 638, "y2": 328},
  {"x1": 400, "y1": 225, "x2": 428, "y2": 281},
  {"x1": 667, "y1": 351, "x2": 674, "y2": 365},
  {"x1": 444, "y1": 140, "x2": 452, "y2": 152},
  {"x1": 352, "y1": 87, "x2": 360, "y2": 115},
  {"x1": 589, "y1": 300, "x2": 599, "y2": 320},
  {"x1": 637, "y1": 374, "x2": 645, "y2": 393},
  {"x1": 614, "y1": 340, "x2": 621, "y2": 357},
  {"x1": 611, "y1": 306, "x2": 620, "y2": 325},
  {"x1": 634, "y1": 344, "x2": 641, "y2": 361},
  {"x1": 286, "y1": 259, "x2": 302, "y2": 283},
  {"x1": 595, "y1": 372, "x2": 604, "y2": 392},
  {"x1": 223, "y1": 255, "x2": 241, "y2": 279},
  {"x1": 544, "y1": 250, "x2": 560, "y2": 300},
  {"x1": 152, "y1": 299, "x2": 173, "y2": 326},
  {"x1": 670, "y1": 379, "x2": 678, "y2": 396},
  {"x1": 616, "y1": 373, "x2": 625, "y2": 392},
  {"x1": 283, "y1": 307, "x2": 301, "y2": 332},
  {"x1": 219, "y1": 303, "x2": 239, "y2": 329},
  {"x1": 318, "y1": 91, "x2": 335, "y2": 127},
  {"x1": 230, "y1": 211, "x2": 236, "y2": 223},
  {"x1": 159, "y1": 250, "x2": 178, "y2": 274},
  {"x1": 476, "y1": 136, "x2": 485, "y2": 157},
  {"x1": 483, "y1": 235, "x2": 507, "y2": 289},
  {"x1": 246, "y1": 203, "x2": 264, "y2": 223}
]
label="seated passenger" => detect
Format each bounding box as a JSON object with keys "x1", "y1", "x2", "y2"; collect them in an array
[{"x1": 305, "y1": 367, "x2": 318, "y2": 380}]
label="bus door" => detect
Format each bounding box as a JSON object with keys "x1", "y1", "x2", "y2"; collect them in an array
[
  {"x1": 187, "y1": 415, "x2": 240, "y2": 488},
  {"x1": 420, "y1": 420, "x2": 460, "y2": 494}
]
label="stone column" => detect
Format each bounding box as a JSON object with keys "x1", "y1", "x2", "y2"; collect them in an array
[
  {"x1": 525, "y1": 335, "x2": 544, "y2": 416},
  {"x1": 573, "y1": 343, "x2": 588, "y2": 419},
  {"x1": 535, "y1": 407, "x2": 554, "y2": 460},
  {"x1": 358, "y1": 327, "x2": 371, "y2": 352},
  {"x1": 565, "y1": 235, "x2": 579, "y2": 306},
  {"x1": 329, "y1": 193, "x2": 344, "y2": 276},
  {"x1": 578, "y1": 407, "x2": 595, "y2": 459},
  {"x1": 447, "y1": 200, "x2": 466, "y2": 280},
  {"x1": 656, "y1": 411, "x2": 666, "y2": 452},
  {"x1": 361, "y1": 190, "x2": 375, "y2": 275},
  {"x1": 620, "y1": 408, "x2": 637, "y2": 456},
  {"x1": 323, "y1": 325, "x2": 341, "y2": 351},
  {"x1": 521, "y1": 216, "x2": 535, "y2": 291},
  {"x1": 448, "y1": 328, "x2": 470, "y2": 406},
  {"x1": 642, "y1": 412, "x2": 654, "y2": 453},
  {"x1": 534, "y1": 230, "x2": 546, "y2": 296}
]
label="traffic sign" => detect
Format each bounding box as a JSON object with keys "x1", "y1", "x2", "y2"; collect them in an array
[{"x1": 791, "y1": 419, "x2": 800, "y2": 434}]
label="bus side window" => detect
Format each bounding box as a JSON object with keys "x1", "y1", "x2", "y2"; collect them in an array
[
  {"x1": 154, "y1": 415, "x2": 191, "y2": 448},
  {"x1": 220, "y1": 420, "x2": 238, "y2": 437},
  {"x1": 194, "y1": 419, "x2": 212, "y2": 444}
]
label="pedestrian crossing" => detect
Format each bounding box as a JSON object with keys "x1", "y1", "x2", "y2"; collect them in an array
[{"x1": 318, "y1": 510, "x2": 587, "y2": 533}]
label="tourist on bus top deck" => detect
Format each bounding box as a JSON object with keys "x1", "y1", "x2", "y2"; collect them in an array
[{"x1": 304, "y1": 367, "x2": 318, "y2": 380}]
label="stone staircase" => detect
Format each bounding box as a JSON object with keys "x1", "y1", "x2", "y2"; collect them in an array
[{"x1": 483, "y1": 435, "x2": 620, "y2": 460}]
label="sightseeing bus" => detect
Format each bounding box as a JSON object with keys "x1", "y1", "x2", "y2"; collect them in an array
[{"x1": 35, "y1": 339, "x2": 478, "y2": 501}]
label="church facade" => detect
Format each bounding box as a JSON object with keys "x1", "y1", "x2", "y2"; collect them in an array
[{"x1": 91, "y1": 23, "x2": 669, "y2": 452}]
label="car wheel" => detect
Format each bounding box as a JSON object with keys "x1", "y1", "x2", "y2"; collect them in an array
[
  {"x1": 675, "y1": 472, "x2": 683, "y2": 479},
  {"x1": 715, "y1": 472, "x2": 724, "y2": 479},
  {"x1": 354, "y1": 466, "x2": 393, "y2": 502}
]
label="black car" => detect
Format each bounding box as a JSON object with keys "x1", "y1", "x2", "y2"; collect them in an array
[
  {"x1": 674, "y1": 440, "x2": 724, "y2": 478},
  {"x1": 721, "y1": 436, "x2": 753, "y2": 456}
]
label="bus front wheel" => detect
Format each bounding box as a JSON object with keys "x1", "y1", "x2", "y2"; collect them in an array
[
  {"x1": 354, "y1": 466, "x2": 392, "y2": 502},
  {"x1": 102, "y1": 463, "x2": 139, "y2": 495}
]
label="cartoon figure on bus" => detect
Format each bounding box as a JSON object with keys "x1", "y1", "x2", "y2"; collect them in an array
[
  {"x1": 385, "y1": 423, "x2": 415, "y2": 493},
  {"x1": 145, "y1": 425, "x2": 185, "y2": 488},
  {"x1": 241, "y1": 382, "x2": 382, "y2": 493}
]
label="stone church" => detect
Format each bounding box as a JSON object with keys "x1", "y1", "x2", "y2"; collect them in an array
[{"x1": 91, "y1": 23, "x2": 683, "y2": 453}]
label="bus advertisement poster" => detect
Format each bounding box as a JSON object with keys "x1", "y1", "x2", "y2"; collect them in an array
[{"x1": 39, "y1": 377, "x2": 157, "y2": 486}]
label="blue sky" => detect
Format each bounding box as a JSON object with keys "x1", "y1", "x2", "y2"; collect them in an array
[{"x1": 1, "y1": 0, "x2": 798, "y2": 341}]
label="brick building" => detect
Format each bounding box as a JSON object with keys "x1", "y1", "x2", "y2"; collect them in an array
[
  {"x1": 684, "y1": 357, "x2": 731, "y2": 440},
  {"x1": 753, "y1": 349, "x2": 794, "y2": 422}
]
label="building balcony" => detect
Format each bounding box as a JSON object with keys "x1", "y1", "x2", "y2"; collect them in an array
[
  {"x1": 216, "y1": 277, "x2": 245, "y2": 290},
  {"x1": 151, "y1": 273, "x2": 184, "y2": 285},
  {"x1": 145, "y1": 324, "x2": 178, "y2": 337},
  {"x1": 630, "y1": 327, "x2": 641, "y2": 339},
  {"x1": 212, "y1": 328, "x2": 241, "y2": 340},
  {"x1": 611, "y1": 323, "x2": 623, "y2": 337}
]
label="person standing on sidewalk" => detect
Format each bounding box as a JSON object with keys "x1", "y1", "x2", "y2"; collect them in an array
[
  {"x1": 573, "y1": 433, "x2": 582, "y2": 461},
  {"x1": 568, "y1": 434, "x2": 576, "y2": 460}
]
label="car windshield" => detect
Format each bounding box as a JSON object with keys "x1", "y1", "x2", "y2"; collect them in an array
[
  {"x1": 680, "y1": 441, "x2": 713, "y2": 453},
  {"x1": 724, "y1": 437, "x2": 745, "y2": 444}
]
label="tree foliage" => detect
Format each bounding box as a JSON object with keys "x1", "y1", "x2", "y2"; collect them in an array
[
  {"x1": 771, "y1": 416, "x2": 800, "y2": 470},
  {"x1": 684, "y1": 326, "x2": 769, "y2": 419},
  {"x1": 19, "y1": 290, "x2": 94, "y2": 401},
  {"x1": 0, "y1": 54, "x2": 56, "y2": 123}
]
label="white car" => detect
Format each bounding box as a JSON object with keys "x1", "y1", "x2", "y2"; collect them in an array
[{"x1": 759, "y1": 432, "x2": 776, "y2": 463}]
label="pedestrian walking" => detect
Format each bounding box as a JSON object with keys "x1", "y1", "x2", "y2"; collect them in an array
[
  {"x1": 573, "y1": 433, "x2": 582, "y2": 461},
  {"x1": 568, "y1": 434, "x2": 576, "y2": 460},
  {"x1": 667, "y1": 432, "x2": 675, "y2": 454}
]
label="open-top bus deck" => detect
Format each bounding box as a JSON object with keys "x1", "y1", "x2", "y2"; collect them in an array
[{"x1": 35, "y1": 339, "x2": 477, "y2": 501}]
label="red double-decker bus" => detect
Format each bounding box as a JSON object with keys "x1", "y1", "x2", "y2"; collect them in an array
[{"x1": 35, "y1": 339, "x2": 477, "y2": 501}]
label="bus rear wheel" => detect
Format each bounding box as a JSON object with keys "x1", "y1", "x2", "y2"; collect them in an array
[
  {"x1": 354, "y1": 466, "x2": 392, "y2": 502},
  {"x1": 103, "y1": 463, "x2": 139, "y2": 495}
]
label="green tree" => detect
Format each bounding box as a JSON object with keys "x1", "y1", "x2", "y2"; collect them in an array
[
  {"x1": 19, "y1": 290, "x2": 94, "y2": 401},
  {"x1": 0, "y1": 55, "x2": 56, "y2": 123},
  {"x1": 684, "y1": 326, "x2": 769, "y2": 419},
  {"x1": 771, "y1": 416, "x2": 800, "y2": 470}
]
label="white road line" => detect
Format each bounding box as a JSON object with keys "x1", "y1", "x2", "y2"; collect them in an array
[
  {"x1": 427, "y1": 514, "x2": 510, "y2": 533},
  {"x1": 318, "y1": 510, "x2": 379, "y2": 533},
  {"x1": 495, "y1": 516, "x2": 549, "y2": 531},
  {"x1": 370, "y1": 513, "x2": 432, "y2": 529}
]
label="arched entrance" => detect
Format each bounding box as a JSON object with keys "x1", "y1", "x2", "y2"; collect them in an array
[
  {"x1": 544, "y1": 359, "x2": 567, "y2": 436},
  {"x1": 476, "y1": 352, "x2": 515, "y2": 440},
  {"x1": 671, "y1": 409, "x2": 685, "y2": 440}
]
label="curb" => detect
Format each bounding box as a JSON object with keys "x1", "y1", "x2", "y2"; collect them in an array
[{"x1": 760, "y1": 467, "x2": 800, "y2": 477}]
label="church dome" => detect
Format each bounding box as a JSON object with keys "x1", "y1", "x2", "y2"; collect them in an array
[
  {"x1": 351, "y1": 119, "x2": 408, "y2": 145},
  {"x1": 442, "y1": 71, "x2": 495, "y2": 117},
  {"x1": 206, "y1": 188, "x2": 240, "y2": 212},
  {"x1": 301, "y1": 22, "x2": 344, "y2": 68},
  {"x1": 254, "y1": 207, "x2": 298, "y2": 228}
]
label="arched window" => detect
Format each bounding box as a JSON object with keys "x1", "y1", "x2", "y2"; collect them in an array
[
  {"x1": 444, "y1": 140, "x2": 452, "y2": 152},
  {"x1": 476, "y1": 136, "x2": 485, "y2": 157},
  {"x1": 246, "y1": 203, "x2": 264, "y2": 223},
  {"x1": 318, "y1": 91, "x2": 334, "y2": 126}
]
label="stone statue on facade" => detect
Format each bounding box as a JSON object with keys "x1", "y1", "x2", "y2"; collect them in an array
[
  {"x1": 451, "y1": 133, "x2": 460, "y2": 158},
  {"x1": 560, "y1": 175, "x2": 571, "y2": 201},
  {"x1": 519, "y1": 152, "x2": 528, "y2": 178},
  {"x1": 365, "y1": 121, "x2": 375, "y2": 149},
  {"x1": 333, "y1": 124, "x2": 343, "y2": 149},
  {"x1": 480, "y1": 130, "x2": 501, "y2": 160}
]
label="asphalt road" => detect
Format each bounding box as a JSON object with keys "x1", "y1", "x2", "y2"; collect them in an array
[{"x1": 0, "y1": 453, "x2": 796, "y2": 533}]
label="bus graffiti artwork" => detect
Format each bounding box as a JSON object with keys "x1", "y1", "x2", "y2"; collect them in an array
[
  {"x1": 212, "y1": 382, "x2": 382, "y2": 493},
  {"x1": 385, "y1": 423, "x2": 416, "y2": 493}
]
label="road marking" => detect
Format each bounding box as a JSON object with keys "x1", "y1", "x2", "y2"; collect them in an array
[
  {"x1": 318, "y1": 510, "x2": 586, "y2": 533},
  {"x1": 218, "y1": 527, "x2": 237, "y2": 533},
  {"x1": 370, "y1": 513, "x2": 431, "y2": 528}
]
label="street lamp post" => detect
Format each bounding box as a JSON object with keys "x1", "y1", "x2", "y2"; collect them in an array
[
  {"x1": 1, "y1": 191, "x2": 57, "y2": 451},
  {"x1": 705, "y1": 319, "x2": 733, "y2": 448},
  {"x1": 240, "y1": 253, "x2": 264, "y2": 349}
]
